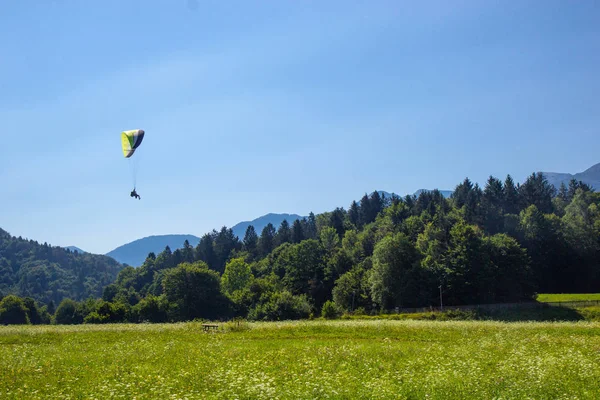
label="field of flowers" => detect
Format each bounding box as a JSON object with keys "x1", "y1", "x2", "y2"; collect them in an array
[{"x1": 1, "y1": 319, "x2": 599, "y2": 399}]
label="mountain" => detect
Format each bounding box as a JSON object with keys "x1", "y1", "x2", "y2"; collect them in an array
[
  {"x1": 231, "y1": 213, "x2": 304, "y2": 239},
  {"x1": 65, "y1": 246, "x2": 87, "y2": 254},
  {"x1": 540, "y1": 162, "x2": 600, "y2": 191},
  {"x1": 105, "y1": 234, "x2": 201, "y2": 267},
  {"x1": 0, "y1": 228, "x2": 124, "y2": 305}
]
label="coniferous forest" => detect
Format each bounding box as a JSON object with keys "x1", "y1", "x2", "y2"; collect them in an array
[{"x1": 1, "y1": 172, "x2": 599, "y2": 325}]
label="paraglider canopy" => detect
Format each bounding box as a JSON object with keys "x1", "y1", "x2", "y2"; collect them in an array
[
  {"x1": 121, "y1": 129, "x2": 145, "y2": 158},
  {"x1": 121, "y1": 129, "x2": 145, "y2": 194}
]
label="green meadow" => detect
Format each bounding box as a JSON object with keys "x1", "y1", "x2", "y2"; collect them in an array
[
  {"x1": 1, "y1": 319, "x2": 599, "y2": 399},
  {"x1": 536, "y1": 293, "x2": 600, "y2": 303}
]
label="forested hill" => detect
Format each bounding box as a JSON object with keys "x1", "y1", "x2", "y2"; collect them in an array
[
  {"x1": 0, "y1": 228, "x2": 124, "y2": 305},
  {"x1": 95, "y1": 172, "x2": 600, "y2": 324}
]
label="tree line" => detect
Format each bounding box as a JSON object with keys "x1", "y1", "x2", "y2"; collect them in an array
[{"x1": 1, "y1": 173, "x2": 599, "y2": 324}]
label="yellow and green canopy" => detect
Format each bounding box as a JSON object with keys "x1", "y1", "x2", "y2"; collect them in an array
[{"x1": 121, "y1": 129, "x2": 145, "y2": 158}]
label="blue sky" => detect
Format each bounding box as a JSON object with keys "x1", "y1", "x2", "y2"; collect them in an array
[{"x1": 1, "y1": 0, "x2": 599, "y2": 254}]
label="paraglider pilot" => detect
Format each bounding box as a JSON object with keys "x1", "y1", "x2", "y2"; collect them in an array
[{"x1": 130, "y1": 188, "x2": 141, "y2": 200}]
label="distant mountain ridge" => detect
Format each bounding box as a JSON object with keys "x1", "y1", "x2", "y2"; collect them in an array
[{"x1": 540, "y1": 162, "x2": 600, "y2": 191}]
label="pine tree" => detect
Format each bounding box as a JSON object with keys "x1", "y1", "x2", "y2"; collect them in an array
[
  {"x1": 300, "y1": 217, "x2": 309, "y2": 239},
  {"x1": 558, "y1": 182, "x2": 569, "y2": 202},
  {"x1": 47, "y1": 300, "x2": 55, "y2": 316},
  {"x1": 359, "y1": 194, "x2": 371, "y2": 226},
  {"x1": 482, "y1": 176, "x2": 505, "y2": 233},
  {"x1": 518, "y1": 172, "x2": 555, "y2": 214},
  {"x1": 348, "y1": 200, "x2": 360, "y2": 227},
  {"x1": 306, "y1": 212, "x2": 317, "y2": 239},
  {"x1": 503, "y1": 175, "x2": 519, "y2": 215},
  {"x1": 568, "y1": 179, "x2": 593, "y2": 201},
  {"x1": 259, "y1": 223, "x2": 276, "y2": 256},
  {"x1": 452, "y1": 178, "x2": 474, "y2": 208},
  {"x1": 182, "y1": 240, "x2": 194, "y2": 263},
  {"x1": 275, "y1": 220, "x2": 291, "y2": 246},
  {"x1": 464, "y1": 184, "x2": 483, "y2": 225},
  {"x1": 370, "y1": 191, "x2": 384, "y2": 219},
  {"x1": 291, "y1": 219, "x2": 305, "y2": 243},
  {"x1": 329, "y1": 207, "x2": 346, "y2": 237},
  {"x1": 404, "y1": 194, "x2": 416, "y2": 214},
  {"x1": 243, "y1": 225, "x2": 259, "y2": 256},
  {"x1": 214, "y1": 227, "x2": 240, "y2": 274},
  {"x1": 172, "y1": 249, "x2": 184, "y2": 267},
  {"x1": 195, "y1": 233, "x2": 216, "y2": 270}
]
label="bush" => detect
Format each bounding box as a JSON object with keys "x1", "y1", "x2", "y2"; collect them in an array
[
  {"x1": 321, "y1": 300, "x2": 340, "y2": 319},
  {"x1": 134, "y1": 295, "x2": 169, "y2": 323},
  {"x1": 248, "y1": 291, "x2": 311, "y2": 321},
  {"x1": 54, "y1": 299, "x2": 83, "y2": 325},
  {"x1": 88, "y1": 301, "x2": 130, "y2": 323},
  {"x1": 84, "y1": 311, "x2": 109, "y2": 324},
  {"x1": 0, "y1": 295, "x2": 30, "y2": 325}
]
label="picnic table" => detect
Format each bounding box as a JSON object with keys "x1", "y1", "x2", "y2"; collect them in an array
[{"x1": 202, "y1": 323, "x2": 219, "y2": 332}]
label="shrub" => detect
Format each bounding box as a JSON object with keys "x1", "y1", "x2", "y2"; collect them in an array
[
  {"x1": 248, "y1": 291, "x2": 311, "y2": 321},
  {"x1": 321, "y1": 300, "x2": 340, "y2": 319},
  {"x1": 0, "y1": 295, "x2": 30, "y2": 325}
]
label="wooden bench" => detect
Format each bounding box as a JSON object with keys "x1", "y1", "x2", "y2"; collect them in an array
[{"x1": 202, "y1": 323, "x2": 219, "y2": 332}]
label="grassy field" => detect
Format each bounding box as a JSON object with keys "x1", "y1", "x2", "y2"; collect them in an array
[
  {"x1": 536, "y1": 293, "x2": 600, "y2": 303},
  {"x1": 1, "y1": 320, "x2": 600, "y2": 399}
]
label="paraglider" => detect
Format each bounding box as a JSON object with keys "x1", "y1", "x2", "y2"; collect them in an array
[
  {"x1": 130, "y1": 189, "x2": 141, "y2": 200},
  {"x1": 121, "y1": 129, "x2": 145, "y2": 199}
]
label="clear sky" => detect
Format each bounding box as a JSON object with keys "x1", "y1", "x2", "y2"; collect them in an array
[{"x1": 1, "y1": 0, "x2": 599, "y2": 254}]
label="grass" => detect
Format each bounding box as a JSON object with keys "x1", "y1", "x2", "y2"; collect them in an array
[
  {"x1": 342, "y1": 304, "x2": 600, "y2": 322},
  {"x1": 1, "y1": 319, "x2": 600, "y2": 399},
  {"x1": 536, "y1": 293, "x2": 600, "y2": 302}
]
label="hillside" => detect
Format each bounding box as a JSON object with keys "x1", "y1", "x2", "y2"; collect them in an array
[
  {"x1": 541, "y1": 162, "x2": 600, "y2": 191},
  {"x1": 0, "y1": 228, "x2": 124, "y2": 305}
]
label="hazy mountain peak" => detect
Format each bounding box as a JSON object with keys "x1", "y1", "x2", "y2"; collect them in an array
[
  {"x1": 65, "y1": 246, "x2": 87, "y2": 254},
  {"x1": 540, "y1": 162, "x2": 600, "y2": 191},
  {"x1": 580, "y1": 162, "x2": 600, "y2": 177}
]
